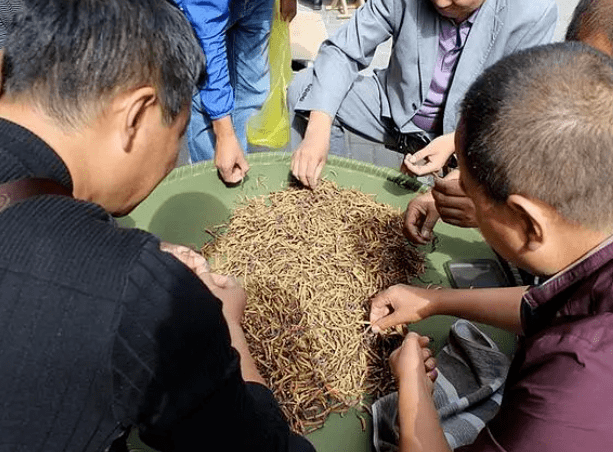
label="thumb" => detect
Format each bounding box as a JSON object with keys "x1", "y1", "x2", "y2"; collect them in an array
[
  {"x1": 218, "y1": 164, "x2": 235, "y2": 183},
  {"x1": 232, "y1": 165, "x2": 247, "y2": 181},
  {"x1": 237, "y1": 155, "x2": 250, "y2": 173},
  {"x1": 433, "y1": 174, "x2": 449, "y2": 192},
  {"x1": 420, "y1": 208, "x2": 439, "y2": 240},
  {"x1": 223, "y1": 165, "x2": 245, "y2": 184},
  {"x1": 408, "y1": 147, "x2": 433, "y2": 164},
  {"x1": 372, "y1": 310, "x2": 405, "y2": 334}
]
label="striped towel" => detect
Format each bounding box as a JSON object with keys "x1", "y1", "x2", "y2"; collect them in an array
[
  {"x1": 372, "y1": 320, "x2": 511, "y2": 451},
  {"x1": 0, "y1": 0, "x2": 24, "y2": 48}
]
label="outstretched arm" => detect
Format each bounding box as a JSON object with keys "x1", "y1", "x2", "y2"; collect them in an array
[
  {"x1": 212, "y1": 116, "x2": 250, "y2": 184},
  {"x1": 291, "y1": 111, "x2": 333, "y2": 188},
  {"x1": 178, "y1": 1, "x2": 251, "y2": 183},
  {"x1": 291, "y1": 0, "x2": 395, "y2": 187},
  {"x1": 129, "y1": 240, "x2": 304, "y2": 451},
  {"x1": 160, "y1": 241, "x2": 261, "y2": 383},
  {"x1": 370, "y1": 284, "x2": 526, "y2": 335}
]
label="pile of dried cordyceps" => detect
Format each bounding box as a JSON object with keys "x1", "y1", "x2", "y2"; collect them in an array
[{"x1": 202, "y1": 180, "x2": 425, "y2": 434}]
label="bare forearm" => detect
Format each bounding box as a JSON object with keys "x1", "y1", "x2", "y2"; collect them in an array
[
  {"x1": 430, "y1": 286, "x2": 526, "y2": 334},
  {"x1": 227, "y1": 322, "x2": 266, "y2": 385},
  {"x1": 212, "y1": 115, "x2": 237, "y2": 141},
  {"x1": 304, "y1": 110, "x2": 333, "y2": 142},
  {"x1": 398, "y1": 380, "x2": 451, "y2": 452}
]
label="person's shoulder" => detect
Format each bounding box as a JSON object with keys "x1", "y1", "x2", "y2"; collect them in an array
[
  {"x1": 492, "y1": 0, "x2": 556, "y2": 19},
  {"x1": 359, "y1": 0, "x2": 418, "y2": 22},
  {"x1": 519, "y1": 313, "x2": 613, "y2": 413},
  {"x1": 524, "y1": 312, "x2": 613, "y2": 380},
  {"x1": 0, "y1": 195, "x2": 157, "y2": 299},
  {"x1": 530, "y1": 312, "x2": 613, "y2": 352},
  {"x1": 483, "y1": 314, "x2": 613, "y2": 451}
]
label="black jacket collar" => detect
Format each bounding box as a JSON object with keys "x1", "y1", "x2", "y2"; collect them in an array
[{"x1": 0, "y1": 117, "x2": 73, "y2": 191}]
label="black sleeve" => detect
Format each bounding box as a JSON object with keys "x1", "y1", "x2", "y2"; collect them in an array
[{"x1": 111, "y1": 239, "x2": 313, "y2": 452}]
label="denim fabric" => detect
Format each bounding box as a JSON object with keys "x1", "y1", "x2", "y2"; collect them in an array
[{"x1": 188, "y1": 0, "x2": 274, "y2": 162}]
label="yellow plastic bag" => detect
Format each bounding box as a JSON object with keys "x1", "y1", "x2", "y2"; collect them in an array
[{"x1": 247, "y1": 0, "x2": 293, "y2": 149}]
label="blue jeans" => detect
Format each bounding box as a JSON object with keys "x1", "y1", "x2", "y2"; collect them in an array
[{"x1": 188, "y1": 0, "x2": 274, "y2": 162}]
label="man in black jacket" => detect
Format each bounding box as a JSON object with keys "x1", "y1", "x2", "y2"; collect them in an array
[{"x1": 0, "y1": 1, "x2": 313, "y2": 451}]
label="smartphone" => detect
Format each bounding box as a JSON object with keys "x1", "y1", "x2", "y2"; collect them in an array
[{"x1": 444, "y1": 259, "x2": 510, "y2": 288}]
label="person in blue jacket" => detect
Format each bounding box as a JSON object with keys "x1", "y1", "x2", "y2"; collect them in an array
[{"x1": 176, "y1": 0, "x2": 296, "y2": 183}]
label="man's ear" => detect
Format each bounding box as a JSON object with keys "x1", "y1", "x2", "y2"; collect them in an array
[
  {"x1": 507, "y1": 194, "x2": 549, "y2": 252},
  {"x1": 119, "y1": 86, "x2": 157, "y2": 152}
]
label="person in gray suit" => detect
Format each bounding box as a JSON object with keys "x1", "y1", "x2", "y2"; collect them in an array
[
  {"x1": 288, "y1": 0, "x2": 557, "y2": 189},
  {"x1": 404, "y1": 0, "x2": 613, "y2": 247}
]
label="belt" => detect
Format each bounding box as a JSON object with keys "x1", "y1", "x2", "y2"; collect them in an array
[{"x1": 385, "y1": 131, "x2": 431, "y2": 155}]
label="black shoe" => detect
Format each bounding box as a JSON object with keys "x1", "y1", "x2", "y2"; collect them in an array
[{"x1": 313, "y1": 0, "x2": 322, "y2": 10}]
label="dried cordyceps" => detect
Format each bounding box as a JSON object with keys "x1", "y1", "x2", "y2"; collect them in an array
[{"x1": 201, "y1": 180, "x2": 425, "y2": 434}]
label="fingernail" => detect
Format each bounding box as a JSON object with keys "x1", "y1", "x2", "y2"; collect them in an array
[{"x1": 372, "y1": 325, "x2": 381, "y2": 334}]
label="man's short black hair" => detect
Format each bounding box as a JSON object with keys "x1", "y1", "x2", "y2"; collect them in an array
[
  {"x1": 459, "y1": 42, "x2": 613, "y2": 230},
  {"x1": 2, "y1": 0, "x2": 206, "y2": 127},
  {"x1": 566, "y1": 0, "x2": 613, "y2": 45}
]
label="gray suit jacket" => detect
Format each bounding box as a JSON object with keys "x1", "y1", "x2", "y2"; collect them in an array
[{"x1": 294, "y1": 0, "x2": 557, "y2": 134}]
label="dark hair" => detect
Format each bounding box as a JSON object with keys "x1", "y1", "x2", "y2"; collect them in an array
[
  {"x1": 566, "y1": 0, "x2": 613, "y2": 46},
  {"x1": 1, "y1": 0, "x2": 206, "y2": 127},
  {"x1": 459, "y1": 42, "x2": 613, "y2": 230}
]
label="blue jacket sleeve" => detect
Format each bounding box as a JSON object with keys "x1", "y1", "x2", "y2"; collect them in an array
[{"x1": 175, "y1": 0, "x2": 234, "y2": 119}]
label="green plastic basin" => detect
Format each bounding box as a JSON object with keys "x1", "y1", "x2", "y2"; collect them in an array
[{"x1": 121, "y1": 152, "x2": 514, "y2": 452}]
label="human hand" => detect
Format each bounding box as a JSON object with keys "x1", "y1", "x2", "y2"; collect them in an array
[
  {"x1": 390, "y1": 332, "x2": 438, "y2": 390},
  {"x1": 279, "y1": 0, "x2": 297, "y2": 22},
  {"x1": 403, "y1": 192, "x2": 440, "y2": 245},
  {"x1": 291, "y1": 111, "x2": 332, "y2": 188},
  {"x1": 215, "y1": 133, "x2": 250, "y2": 184},
  {"x1": 370, "y1": 285, "x2": 439, "y2": 334},
  {"x1": 291, "y1": 133, "x2": 329, "y2": 188},
  {"x1": 431, "y1": 170, "x2": 477, "y2": 228},
  {"x1": 199, "y1": 273, "x2": 247, "y2": 325},
  {"x1": 401, "y1": 132, "x2": 456, "y2": 176},
  {"x1": 160, "y1": 242, "x2": 211, "y2": 276}
]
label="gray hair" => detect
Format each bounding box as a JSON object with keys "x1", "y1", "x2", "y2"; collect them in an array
[{"x1": 2, "y1": 0, "x2": 206, "y2": 127}]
